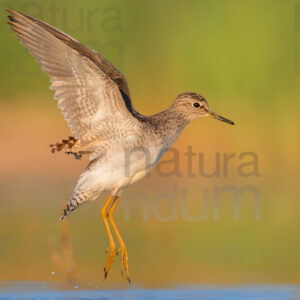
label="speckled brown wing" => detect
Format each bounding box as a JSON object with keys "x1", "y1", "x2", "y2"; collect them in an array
[{"x1": 7, "y1": 9, "x2": 140, "y2": 145}]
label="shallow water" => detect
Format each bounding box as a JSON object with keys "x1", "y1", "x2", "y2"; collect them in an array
[{"x1": 0, "y1": 282, "x2": 299, "y2": 300}]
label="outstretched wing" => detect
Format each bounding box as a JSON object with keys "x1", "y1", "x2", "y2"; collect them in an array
[{"x1": 7, "y1": 9, "x2": 141, "y2": 144}]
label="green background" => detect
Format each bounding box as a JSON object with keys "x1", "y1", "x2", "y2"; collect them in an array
[{"x1": 0, "y1": 0, "x2": 299, "y2": 287}]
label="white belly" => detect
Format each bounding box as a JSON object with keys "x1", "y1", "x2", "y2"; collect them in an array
[{"x1": 79, "y1": 143, "x2": 165, "y2": 194}]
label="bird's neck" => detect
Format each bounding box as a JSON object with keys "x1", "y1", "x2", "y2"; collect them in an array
[{"x1": 148, "y1": 106, "x2": 190, "y2": 144}]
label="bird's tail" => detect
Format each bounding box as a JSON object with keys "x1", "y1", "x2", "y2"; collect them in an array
[
  {"x1": 60, "y1": 190, "x2": 100, "y2": 220},
  {"x1": 60, "y1": 191, "x2": 89, "y2": 220},
  {"x1": 50, "y1": 136, "x2": 78, "y2": 154}
]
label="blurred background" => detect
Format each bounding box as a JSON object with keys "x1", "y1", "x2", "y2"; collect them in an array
[{"x1": 0, "y1": 0, "x2": 299, "y2": 288}]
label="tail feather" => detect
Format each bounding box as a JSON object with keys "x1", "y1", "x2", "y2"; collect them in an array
[
  {"x1": 60, "y1": 191, "x2": 89, "y2": 220},
  {"x1": 60, "y1": 160, "x2": 101, "y2": 220},
  {"x1": 50, "y1": 136, "x2": 78, "y2": 154}
]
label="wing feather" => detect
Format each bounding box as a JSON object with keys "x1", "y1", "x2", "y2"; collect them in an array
[
  {"x1": 11, "y1": 10, "x2": 135, "y2": 114},
  {"x1": 7, "y1": 9, "x2": 140, "y2": 144}
]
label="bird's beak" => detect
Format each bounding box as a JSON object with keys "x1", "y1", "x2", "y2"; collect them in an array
[{"x1": 209, "y1": 111, "x2": 235, "y2": 125}]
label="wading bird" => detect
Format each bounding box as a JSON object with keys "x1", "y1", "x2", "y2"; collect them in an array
[{"x1": 7, "y1": 9, "x2": 234, "y2": 283}]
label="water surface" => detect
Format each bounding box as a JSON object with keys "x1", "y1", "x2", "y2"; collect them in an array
[{"x1": 0, "y1": 282, "x2": 299, "y2": 300}]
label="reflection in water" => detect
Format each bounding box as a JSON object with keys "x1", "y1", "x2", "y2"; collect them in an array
[{"x1": 47, "y1": 201, "x2": 77, "y2": 283}]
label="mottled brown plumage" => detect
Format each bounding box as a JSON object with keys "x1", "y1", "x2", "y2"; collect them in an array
[{"x1": 50, "y1": 136, "x2": 77, "y2": 153}]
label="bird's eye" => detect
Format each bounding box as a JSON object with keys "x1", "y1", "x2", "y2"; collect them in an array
[{"x1": 193, "y1": 102, "x2": 200, "y2": 108}]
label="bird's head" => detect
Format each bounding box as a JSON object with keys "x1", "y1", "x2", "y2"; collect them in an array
[{"x1": 173, "y1": 92, "x2": 235, "y2": 125}]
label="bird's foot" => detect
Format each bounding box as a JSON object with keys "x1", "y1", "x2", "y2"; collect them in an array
[
  {"x1": 118, "y1": 244, "x2": 130, "y2": 283},
  {"x1": 104, "y1": 244, "x2": 117, "y2": 279}
]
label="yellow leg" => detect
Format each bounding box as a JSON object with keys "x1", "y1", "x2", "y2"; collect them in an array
[
  {"x1": 101, "y1": 194, "x2": 117, "y2": 279},
  {"x1": 108, "y1": 196, "x2": 130, "y2": 283}
]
